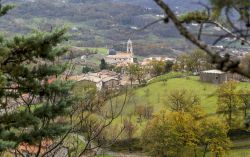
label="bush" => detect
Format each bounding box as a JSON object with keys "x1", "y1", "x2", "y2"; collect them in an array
[
  {"x1": 148, "y1": 72, "x2": 192, "y2": 84},
  {"x1": 110, "y1": 138, "x2": 142, "y2": 152}
]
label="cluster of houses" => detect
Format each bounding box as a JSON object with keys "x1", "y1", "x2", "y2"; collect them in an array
[
  {"x1": 105, "y1": 39, "x2": 175, "y2": 66},
  {"x1": 66, "y1": 39, "x2": 249, "y2": 90},
  {"x1": 2, "y1": 39, "x2": 249, "y2": 157},
  {"x1": 63, "y1": 39, "x2": 176, "y2": 90},
  {"x1": 67, "y1": 70, "x2": 121, "y2": 90},
  {"x1": 141, "y1": 56, "x2": 175, "y2": 65}
]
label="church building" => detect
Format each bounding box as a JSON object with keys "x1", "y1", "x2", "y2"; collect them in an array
[{"x1": 105, "y1": 39, "x2": 135, "y2": 66}]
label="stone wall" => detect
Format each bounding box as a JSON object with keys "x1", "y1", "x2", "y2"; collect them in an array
[{"x1": 200, "y1": 72, "x2": 228, "y2": 84}]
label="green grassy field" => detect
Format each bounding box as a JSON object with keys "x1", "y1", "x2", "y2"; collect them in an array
[
  {"x1": 78, "y1": 47, "x2": 108, "y2": 55},
  {"x1": 66, "y1": 74, "x2": 250, "y2": 157},
  {"x1": 117, "y1": 75, "x2": 250, "y2": 115},
  {"x1": 226, "y1": 149, "x2": 250, "y2": 157},
  {"x1": 103, "y1": 73, "x2": 250, "y2": 156},
  {"x1": 119, "y1": 76, "x2": 216, "y2": 115},
  {"x1": 110, "y1": 76, "x2": 219, "y2": 137}
]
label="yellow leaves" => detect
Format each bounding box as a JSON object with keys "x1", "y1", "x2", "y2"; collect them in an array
[
  {"x1": 167, "y1": 89, "x2": 204, "y2": 119},
  {"x1": 218, "y1": 81, "x2": 237, "y2": 94},
  {"x1": 217, "y1": 81, "x2": 244, "y2": 128},
  {"x1": 142, "y1": 109, "x2": 231, "y2": 157},
  {"x1": 149, "y1": 60, "x2": 166, "y2": 76},
  {"x1": 142, "y1": 111, "x2": 200, "y2": 156},
  {"x1": 199, "y1": 117, "x2": 231, "y2": 157}
]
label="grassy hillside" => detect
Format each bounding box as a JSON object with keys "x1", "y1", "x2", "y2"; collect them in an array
[
  {"x1": 68, "y1": 73, "x2": 250, "y2": 157},
  {"x1": 103, "y1": 74, "x2": 250, "y2": 156},
  {"x1": 106, "y1": 73, "x2": 250, "y2": 136},
  {"x1": 119, "y1": 75, "x2": 249, "y2": 116}
]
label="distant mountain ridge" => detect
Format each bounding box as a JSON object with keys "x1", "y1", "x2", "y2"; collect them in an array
[
  {"x1": 112, "y1": 0, "x2": 208, "y2": 12},
  {"x1": 0, "y1": 0, "x2": 210, "y2": 57}
]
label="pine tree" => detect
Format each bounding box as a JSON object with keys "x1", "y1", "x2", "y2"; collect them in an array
[
  {"x1": 100, "y1": 58, "x2": 107, "y2": 70},
  {"x1": 0, "y1": 3, "x2": 74, "y2": 156}
]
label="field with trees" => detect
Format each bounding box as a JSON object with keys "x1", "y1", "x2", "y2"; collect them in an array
[
  {"x1": 1, "y1": 0, "x2": 250, "y2": 157},
  {"x1": 99, "y1": 74, "x2": 250, "y2": 156}
]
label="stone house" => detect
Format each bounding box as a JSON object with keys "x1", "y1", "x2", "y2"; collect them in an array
[
  {"x1": 141, "y1": 56, "x2": 175, "y2": 65},
  {"x1": 200, "y1": 70, "x2": 228, "y2": 84},
  {"x1": 101, "y1": 77, "x2": 120, "y2": 90},
  {"x1": 200, "y1": 69, "x2": 250, "y2": 84},
  {"x1": 67, "y1": 70, "x2": 121, "y2": 90}
]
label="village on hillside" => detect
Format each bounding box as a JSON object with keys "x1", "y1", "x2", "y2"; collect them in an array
[
  {"x1": 60, "y1": 39, "x2": 250, "y2": 92},
  {"x1": 2, "y1": 1, "x2": 250, "y2": 156},
  {"x1": 1, "y1": 37, "x2": 250, "y2": 157}
]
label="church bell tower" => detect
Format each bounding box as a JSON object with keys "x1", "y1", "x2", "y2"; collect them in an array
[{"x1": 127, "y1": 39, "x2": 133, "y2": 55}]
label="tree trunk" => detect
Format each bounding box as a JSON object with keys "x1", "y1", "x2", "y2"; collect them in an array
[
  {"x1": 194, "y1": 148, "x2": 197, "y2": 157},
  {"x1": 245, "y1": 104, "x2": 248, "y2": 118},
  {"x1": 215, "y1": 152, "x2": 219, "y2": 157},
  {"x1": 229, "y1": 97, "x2": 232, "y2": 128},
  {"x1": 203, "y1": 144, "x2": 208, "y2": 157}
]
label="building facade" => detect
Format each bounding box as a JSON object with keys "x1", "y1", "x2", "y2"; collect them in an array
[
  {"x1": 101, "y1": 77, "x2": 120, "y2": 90},
  {"x1": 200, "y1": 69, "x2": 250, "y2": 84},
  {"x1": 200, "y1": 70, "x2": 228, "y2": 84},
  {"x1": 105, "y1": 39, "x2": 135, "y2": 66},
  {"x1": 141, "y1": 56, "x2": 175, "y2": 65},
  {"x1": 68, "y1": 70, "x2": 121, "y2": 90}
]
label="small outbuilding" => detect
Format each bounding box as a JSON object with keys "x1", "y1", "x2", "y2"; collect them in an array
[
  {"x1": 200, "y1": 70, "x2": 228, "y2": 84},
  {"x1": 101, "y1": 77, "x2": 120, "y2": 90}
]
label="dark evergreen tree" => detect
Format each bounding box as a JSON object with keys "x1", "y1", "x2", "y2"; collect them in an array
[
  {"x1": 82, "y1": 66, "x2": 94, "y2": 73},
  {"x1": 0, "y1": 3, "x2": 74, "y2": 156},
  {"x1": 100, "y1": 58, "x2": 107, "y2": 70},
  {"x1": 165, "y1": 60, "x2": 174, "y2": 73},
  {"x1": 82, "y1": 66, "x2": 94, "y2": 74}
]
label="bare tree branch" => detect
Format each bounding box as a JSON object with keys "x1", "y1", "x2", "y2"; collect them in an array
[
  {"x1": 77, "y1": 88, "x2": 128, "y2": 157},
  {"x1": 204, "y1": 21, "x2": 250, "y2": 45},
  {"x1": 153, "y1": 0, "x2": 250, "y2": 78}
]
